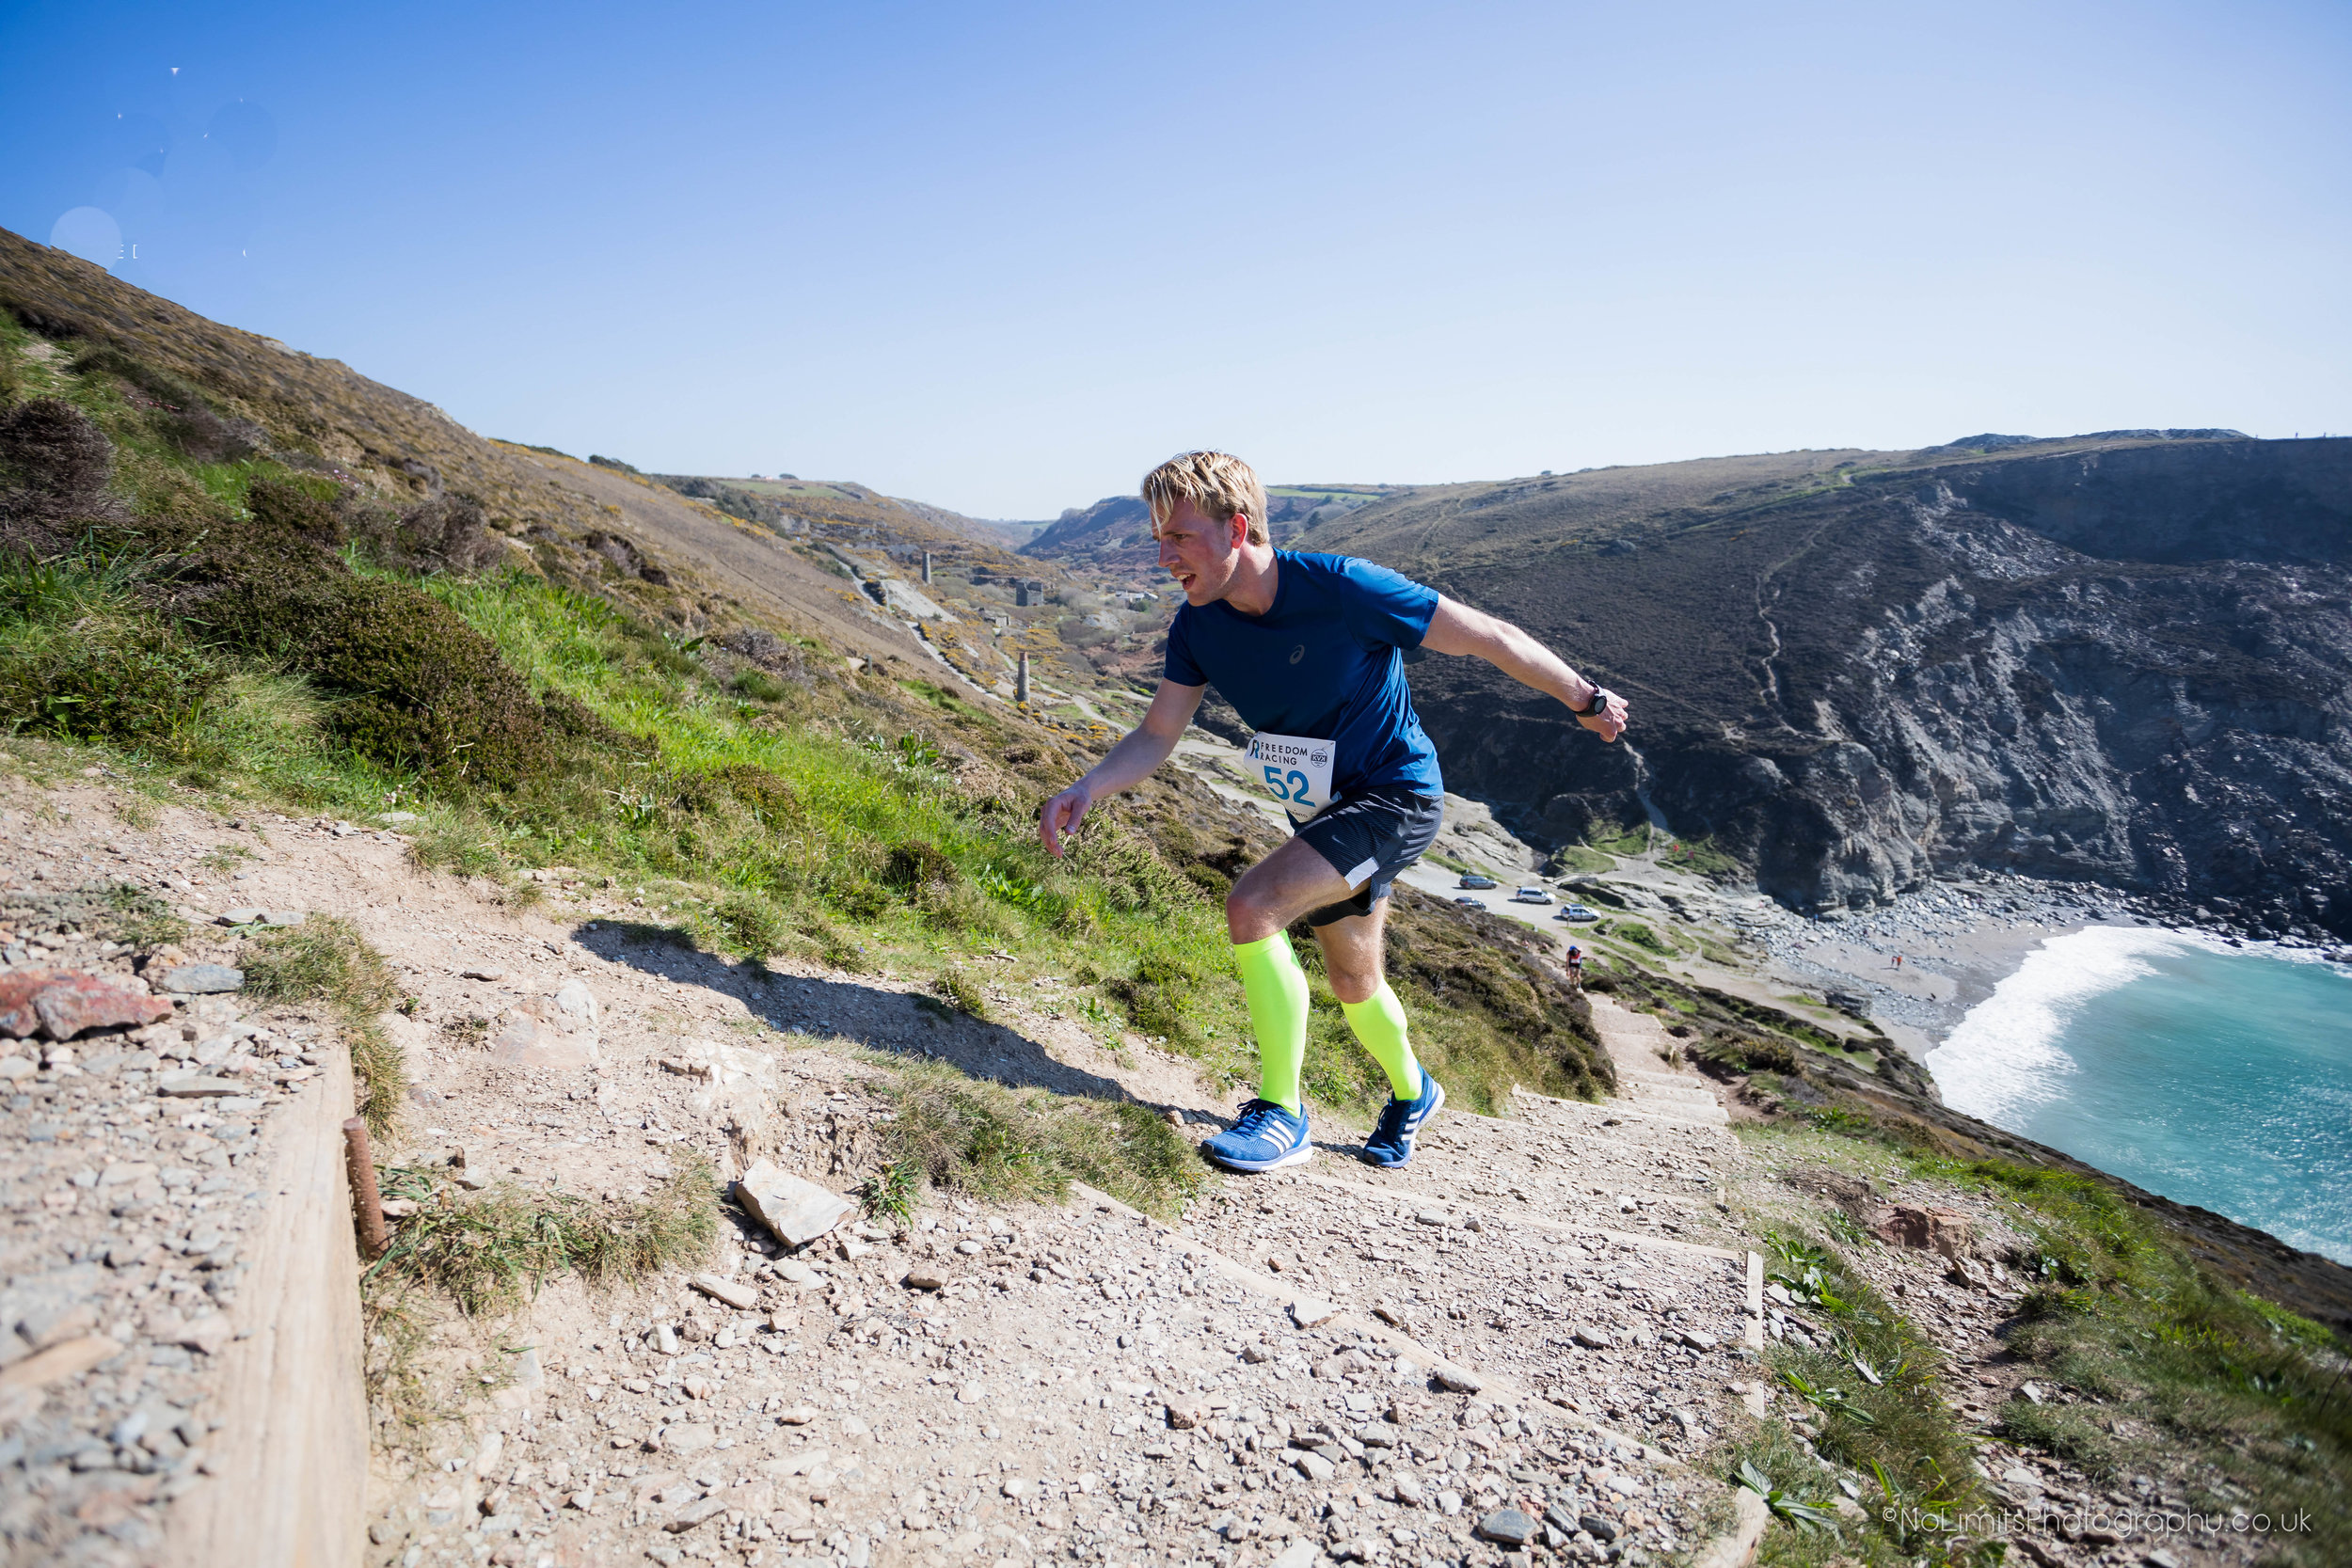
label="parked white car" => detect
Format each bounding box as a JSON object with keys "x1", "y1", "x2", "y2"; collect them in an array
[
  {"x1": 1510, "y1": 886, "x2": 1554, "y2": 904},
  {"x1": 1556, "y1": 903, "x2": 1599, "y2": 923}
]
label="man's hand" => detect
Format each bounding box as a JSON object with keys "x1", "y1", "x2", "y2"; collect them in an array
[
  {"x1": 1575, "y1": 689, "x2": 1629, "y2": 743},
  {"x1": 1039, "y1": 780, "x2": 1095, "y2": 857},
  {"x1": 1035, "y1": 680, "x2": 1205, "y2": 857}
]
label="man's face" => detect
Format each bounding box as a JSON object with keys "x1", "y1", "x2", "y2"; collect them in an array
[{"x1": 1156, "y1": 498, "x2": 1248, "y2": 606}]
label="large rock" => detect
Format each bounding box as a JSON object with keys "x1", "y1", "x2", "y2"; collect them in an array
[
  {"x1": 734, "y1": 1161, "x2": 853, "y2": 1249},
  {"x1": 1872, "y1": 1203, "x2": 1973, "y2": 1259},
  {"x1": 0, "y1": 970, "x2": 174, "y2": 1040}
]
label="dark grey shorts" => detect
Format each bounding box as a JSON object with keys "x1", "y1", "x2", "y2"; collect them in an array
[{"x1": 1295, "y1": 787, "x2": 1445, "y2": 927}]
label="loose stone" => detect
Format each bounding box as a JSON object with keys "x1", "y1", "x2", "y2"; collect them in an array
[{"x1": 1476, "y1": 1508, "x2": 1537, "y2": 1546}]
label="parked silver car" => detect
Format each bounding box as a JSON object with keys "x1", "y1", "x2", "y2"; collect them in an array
[
  {"x1": 1556, "y1": 903, "x2": 1599, "y2": 922},
  {"x1": 1510, "y1": 885, "x2": 1554, "y2": 905},
  {"x1": 1456, "y1": 874, "x2": 1498, "y2": 890}
]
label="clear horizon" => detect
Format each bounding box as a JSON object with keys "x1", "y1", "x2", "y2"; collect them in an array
[{"x1": 3, "y1": 0, "x2": 2347, "y2": 518}]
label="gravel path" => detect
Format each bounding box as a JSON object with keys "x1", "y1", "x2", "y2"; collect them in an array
[
  {"x1": 0, "y1": 782, "x2": 357, "y2": 1563},
  {"x1": 358, "y1": 974, "x2": 1766, "y2": 1568},
  {"x1": 0, "y1": 768, "x2": 1782, "y2": 1568}
]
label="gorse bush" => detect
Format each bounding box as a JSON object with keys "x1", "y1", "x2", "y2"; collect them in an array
[
  {"x1": 172, "y1": 480, "x2": 612, "y2": 788},
  {"x1": 0, "y1": 548, "x2": 226, "y2": 750}
]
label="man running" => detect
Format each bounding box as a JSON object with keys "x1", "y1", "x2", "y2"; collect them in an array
[{"x1": 1039, "y1": 451, "x2": 1628, "y2": 1173}]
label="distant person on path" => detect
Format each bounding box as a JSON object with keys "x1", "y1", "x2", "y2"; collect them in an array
[
  {"x1": 1039, "y1": 451, "x2": 1629, "y2": 1173},
  {"x1": 1565, "y1": 944, "x2": 1585, "y2": 987}
]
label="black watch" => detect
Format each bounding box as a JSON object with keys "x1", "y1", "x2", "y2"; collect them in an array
[{"x1": 1575, "y1": 688, "x2": 1613, "y2": 717}]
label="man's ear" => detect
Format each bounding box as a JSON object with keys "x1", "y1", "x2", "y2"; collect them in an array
[{"x1": 1229, "y1": 512, "x2": 1252, "y2": 549}]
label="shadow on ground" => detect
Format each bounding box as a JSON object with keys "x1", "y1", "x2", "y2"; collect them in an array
[{"x1": 570, "y1": 920, "x2": 1132, "y2": 1102}]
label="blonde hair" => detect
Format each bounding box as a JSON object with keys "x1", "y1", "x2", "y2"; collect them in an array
[{"x1": 1142, "y1": 451, "x2": 1267, "y2": 546}]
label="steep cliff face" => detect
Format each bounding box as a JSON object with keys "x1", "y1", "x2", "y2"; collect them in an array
[{"x1": 1304, "y1": 435, "x2": 2352, "y2": 938}]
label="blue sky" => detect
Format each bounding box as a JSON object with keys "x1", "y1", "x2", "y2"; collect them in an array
[{"x1": 3, "y1": 0, "x2": 2347, "y2": 518}]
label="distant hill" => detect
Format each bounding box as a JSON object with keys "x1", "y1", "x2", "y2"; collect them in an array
[
  {"x1": 1297, "y1": 434, "x2": 2351, "y2": 938},
  {"x1": 0, "y1": 225, "x2": 1093, "y2": 698},
  {"x1": 1018, "y1": 483, "x2": 1396, "y2": 569}
]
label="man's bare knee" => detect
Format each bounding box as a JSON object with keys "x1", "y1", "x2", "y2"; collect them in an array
[{"x1": 1226, "y1": 886, "x2": 1280, "y2": 944}]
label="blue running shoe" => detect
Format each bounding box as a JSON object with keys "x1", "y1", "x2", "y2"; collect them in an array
[
  {"x1": 1360, "y1": 1073, "x2": 1444, "y2": 1167},
  {"x1": 1201, "y1": 1099, "x2": 1313, "y2": 1173}
]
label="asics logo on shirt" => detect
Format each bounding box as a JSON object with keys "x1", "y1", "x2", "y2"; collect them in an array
[{"x1": 1289, "y1": 644, "x2": 1306, "y2": 664}]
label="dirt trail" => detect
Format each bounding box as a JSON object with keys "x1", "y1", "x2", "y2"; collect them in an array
[
  {"x1": 2, "y1": 771, "x2": 1789, "y2": 1568},
  {"x1": 326, "y1": 846, "x2": 1773, "y2": 1568}
]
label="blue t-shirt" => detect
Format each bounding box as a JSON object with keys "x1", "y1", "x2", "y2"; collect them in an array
[{"x1": 1163, "y1": 550, "x2": 1443, "y2": 800}]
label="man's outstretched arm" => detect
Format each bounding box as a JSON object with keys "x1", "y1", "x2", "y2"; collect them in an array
[
  {"x1": 1420, "y1": 596, "x2": 1629, "y2": 741},
  {"x1": 1039, "y1": 678, "x2": 1207, "y2": 855}
]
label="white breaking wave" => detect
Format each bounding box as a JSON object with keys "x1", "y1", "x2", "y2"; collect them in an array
[{"x1": 1927, "y1": 925, "x2": 2201, "y2": 1124}]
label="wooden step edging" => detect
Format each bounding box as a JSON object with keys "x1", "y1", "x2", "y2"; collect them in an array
[{"x1": 167, "y1": 1053, "x2": 369, "y2": 1567}]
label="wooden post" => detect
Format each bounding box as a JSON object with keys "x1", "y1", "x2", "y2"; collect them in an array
[
  {"x1": 921, "y1": 551, "x2": 932, "y2": 585},
  {"x1": 1016, "y1": 651, "x2": 1030, "y2": 705},
  {"x1": 342, "y1": 1117, "x2": 388, "y2": 1260}
]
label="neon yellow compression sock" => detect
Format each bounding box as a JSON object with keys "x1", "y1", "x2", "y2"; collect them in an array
[
  {"x1": 1233, "y1": 932, "x2": 1311, "y2": 1113},
  {"x1": 1341, "y1": 983, "x2": 1423, "y2": 1101}
]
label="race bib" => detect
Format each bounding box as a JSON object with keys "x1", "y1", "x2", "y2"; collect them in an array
[{"x1": 1246, "y1": 732, "x2": 1335, "y2": 819}]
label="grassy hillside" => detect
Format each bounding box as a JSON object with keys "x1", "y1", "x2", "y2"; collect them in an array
[
  {"x1": 1581, "y1": 965, "x2": 2352, "y2": 1564},
  {"x1": 0, "y1": 249, "x2": 1613, "y2": 1170}
]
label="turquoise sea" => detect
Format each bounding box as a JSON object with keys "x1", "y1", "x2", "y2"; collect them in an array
[{"x1": 1925, "y1": 927, "x2": 2352, "y2": 1266}]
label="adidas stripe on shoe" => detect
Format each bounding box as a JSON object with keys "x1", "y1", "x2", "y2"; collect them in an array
[
  {"x1": 1360, "y1": 1074, "x2": 1444, "y2": 1167},
  {"x1": 1200, "y1": 1099, "x2": 1313, "y2": 1174}
]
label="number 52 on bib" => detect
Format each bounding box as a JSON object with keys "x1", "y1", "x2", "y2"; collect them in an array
[{"x1": 1246, "y1": 732, "x2": 1335, "y2": 818}]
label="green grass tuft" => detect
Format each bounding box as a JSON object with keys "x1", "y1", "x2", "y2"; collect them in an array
[
  {"x1": 932, "y1": 967, "x2": 993, "y2": 1021},
  {"x1": 241, "y1": 914, "x2": 407, "y2": 1135},
  {"x1": 370, "y1": 1154, "x2": 718, "y2": 1316},
  {"x1": 101, "y1": 879, "x2": 189, "y2": 952},
  {"x1": 878, "y1": 1058, "x2": 1203, "y2": 1218},
  {"x1": 1756, "y1": 1230, "x2": 1987, "y2": 1563},
  {"x1": 730, "y1": 667, "x2": 789, "y2": 703},
  {"x1": 861, "y1": 1159, "x2": 919, "y2": 1225}
]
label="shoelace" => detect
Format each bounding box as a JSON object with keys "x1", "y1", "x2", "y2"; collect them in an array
[
  {"x1": 1229, "y1": 1098, "x2": 1293, "y2": 1142},
  {"x1": 1370, "y1": 1096, "x2": 1415, "y2": 1145}
]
